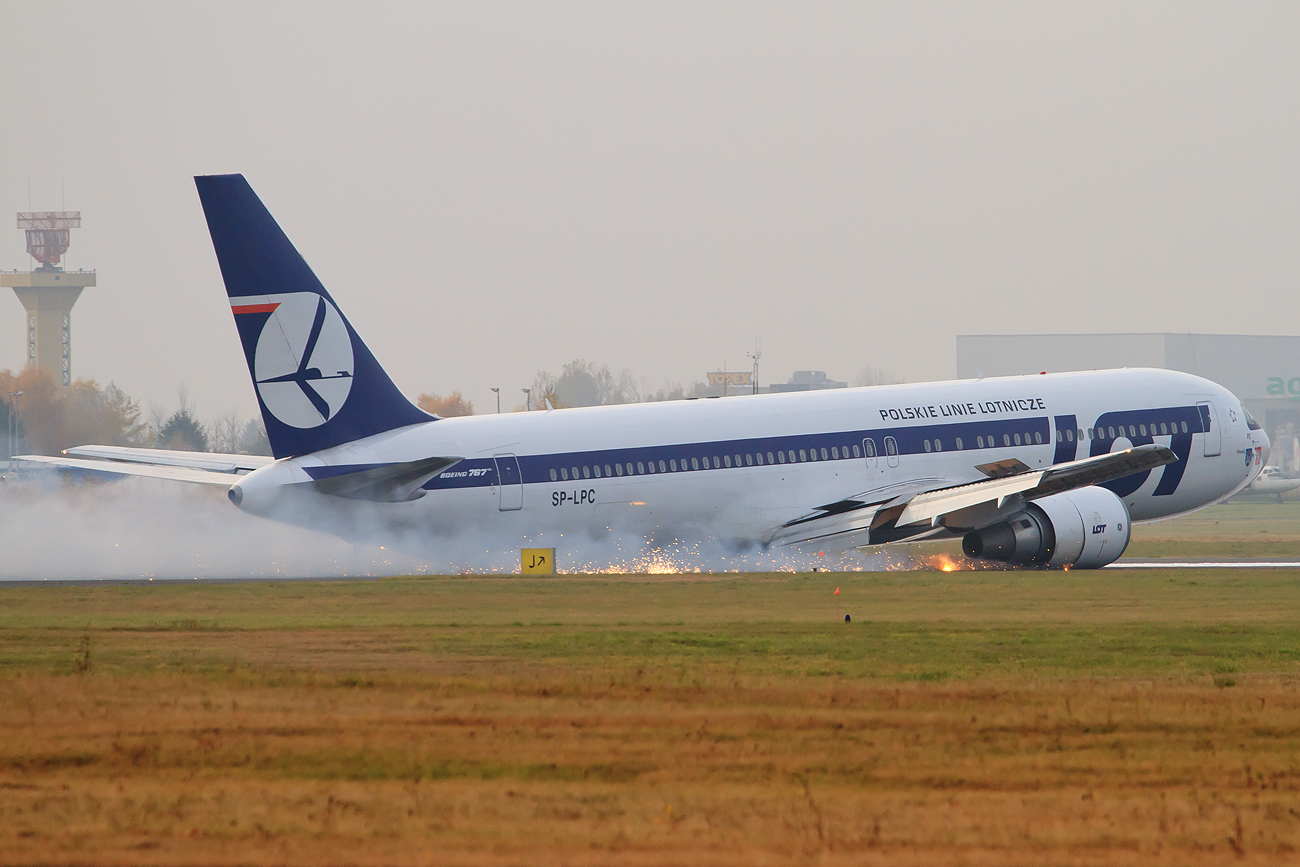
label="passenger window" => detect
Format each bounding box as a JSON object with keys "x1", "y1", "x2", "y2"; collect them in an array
[
  {"x1": 637, "y1": 462, "x2": 644, "y2": 474},
  {"x1": 788, "y1": 450, "x2": 796, "y2": 462},
  {"x1": 1159, "y1": 422, "x2": 1168, "y2": 435},
  {"x1": 670, "y1": 459, "x2": 677, "y2": 471},
  {"x1": 550, "y1": 469, "x2": 558, "y2": 481},
  {"x1": 1013, "y1": 433, "x2": 1021, "y2": 446},
  {"x1": 977, "y1": 436, "x2": 984, "y2": 448},
  {"x1": 1181, "y1": 421, "x2": 1189, "y2": 433},
  {"x1": 1108, "y1": 426, "x2": 1116, "y2": 438},
  {"x1": 798, "y1": 449, "x2": 807, "y2": 461},
  {"x1": 1055, "y1": 429, "x2": 1063, "y2": 441},
  {"x1": 820, "y1": 447, "x2": 828, "y2": 460},
  {"x1": 865, "y1": 440, "x2": 875, "y2": 458},
  {"x1": 852, "y1": 445, "x2": 861, "y2": 458},
  {"x1": 571, "y1": 466, "x2": 579, "y2": 479},
  {"x1": 1003, "y1": 434, "x2": 1011, "y2": 447},
  {"x1": 767, "y1": 452, "x2": 775, "y2": 464},
  {"x1": 955, "y1": 437, "x2": 963, "y2": 450},
  {"x1": 583, "y1": 466, "x2": 591, "y2": 479},
  {"x1": 924, "y1": 440, "x2": 932, "y2": 453},
  {"x1": 1139, "y1": 424, "x2": 1146, "y2": 436},
  {"x1": 1129, "y1": 425, "x2": 1136, "y2": 437},
  {"x1": 1066, "y1": 429, "x2": 1074, "y2": 442},
  {"x1": 594, "y1": 465, "x2": 602, "y2": 478},
  {"x1": 690, "y1": 457, "x2": 699, "y2": 470},
  {"x1": 1033, "y1": 432, "x2": 1041, "y2": 445},
  {"x1": 713, "y1": 456, "x2": 720, "y2": 468},
  {"x1": 626, "y1": 463, "x2": 633, "y2": 475},
  {"x1": 735, "y1": 454, "x2": 742, "y2": 466},
  {"x1": 605, "y1": 464, "x2": 613, "y2": 477},
  {"x1": 657, "y1": 460, "x2": 665, "y2": 472},
  {"x1": 831, "y1": 447, "x2": 839, "y2": 459},
  {"x1": 935, "y1": 439, "x2": 943, "y2": 452},
  {"x1": 778, "y1": 451, "x2": 786, "y2": 464},
  {"x1": 724, "y1": 455, "x2": 731, "y2": 467},
  {"x1": 746, "y1": 454, "x2": 753, "y2": 466}
]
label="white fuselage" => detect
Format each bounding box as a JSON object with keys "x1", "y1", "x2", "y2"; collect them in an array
[{"x1": 232, "y1": 368, "x2": 1268, "y2": 550}]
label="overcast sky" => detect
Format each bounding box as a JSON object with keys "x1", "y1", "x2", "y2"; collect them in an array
[{"x1": 2, "y1": 2, "x2": 1297, "y2": 421}]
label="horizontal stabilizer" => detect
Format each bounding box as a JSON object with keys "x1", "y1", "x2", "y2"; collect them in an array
[{"x1": 304, "y1": 456, "x2": 461, "y2": 502}]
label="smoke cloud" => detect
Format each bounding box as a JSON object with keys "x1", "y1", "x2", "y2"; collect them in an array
[{"x1": 0, "y1": 475, "x2": 952, "y2": 580}]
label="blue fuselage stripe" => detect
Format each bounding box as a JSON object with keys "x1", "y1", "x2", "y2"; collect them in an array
[{"x1": 420, "y1": 416, "x2": 1056, "y2": 491}]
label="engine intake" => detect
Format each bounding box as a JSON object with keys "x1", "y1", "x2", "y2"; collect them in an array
[{"x1": 961, "y1": 486, "x2": 1131, "y2": 569}]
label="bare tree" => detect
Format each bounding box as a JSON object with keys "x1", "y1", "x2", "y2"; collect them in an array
[{"x1": 855, "y1": 365, "x2": 905, "y2": 387}]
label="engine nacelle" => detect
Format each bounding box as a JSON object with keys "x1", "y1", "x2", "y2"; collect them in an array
[{"x1": 961, "y1": 486, "x2": 1131, "y2": 569}]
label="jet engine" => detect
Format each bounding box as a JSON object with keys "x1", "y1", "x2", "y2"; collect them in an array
[{"x1": 961, "y1": 486, "x2": 1131, "y2": 569}]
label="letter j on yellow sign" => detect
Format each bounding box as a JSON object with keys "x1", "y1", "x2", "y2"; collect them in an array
[{"x1": 521, "y1": 548, "x2": 555, "y2": 575}]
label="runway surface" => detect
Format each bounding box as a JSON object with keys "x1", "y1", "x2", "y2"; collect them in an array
[{"x1": 1108, "y1": 560, "x2": 1300, "y2": 569}]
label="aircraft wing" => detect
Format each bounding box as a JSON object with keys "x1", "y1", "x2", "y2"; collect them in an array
[
  {"x1": 64, "y1": 446, "x2": 273, "y2": 473},
  {"x1": 767, "y1": 444, "x2": 1177, "y2": 550},
  {"x1": 9, "y1": 454, "x2": 240, "y2": 487}
]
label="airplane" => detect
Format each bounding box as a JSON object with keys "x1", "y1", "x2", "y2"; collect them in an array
[
  {"x1": 1241, "y1": 464, "x2": 1300, "y2": 502},
  {"x1": 13, "y1": 174, "x2": 1272, "y2": 570}
]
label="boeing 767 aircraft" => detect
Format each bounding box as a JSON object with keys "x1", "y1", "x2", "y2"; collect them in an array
[{"x1": 16, "y1": 175, "x2": 1271, "y2": 569}]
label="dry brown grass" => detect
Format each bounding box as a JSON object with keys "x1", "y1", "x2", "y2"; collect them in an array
[{"x1": 1, "y1": 571, "x2": 1299, "y2": 865}]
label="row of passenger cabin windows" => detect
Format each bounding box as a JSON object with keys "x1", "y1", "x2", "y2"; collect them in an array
[
  {"x1": 1054, "y1": 420, "x2": 1192, "y2": 443},
  {"x1": 920, "y1": 431, "x2": 1045, "y2": 453},
  {"x1": 547, "y1": 443, "x2": 867, "y2": 482}
]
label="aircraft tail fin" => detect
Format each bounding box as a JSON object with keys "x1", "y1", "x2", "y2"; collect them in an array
[{"x1": 195, "y1": 174, "x2": 431, "y2": 458}]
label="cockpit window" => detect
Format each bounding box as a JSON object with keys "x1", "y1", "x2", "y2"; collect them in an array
[{"x1": 1243, "y1": 405, "x2": 1261, "y2": 431}]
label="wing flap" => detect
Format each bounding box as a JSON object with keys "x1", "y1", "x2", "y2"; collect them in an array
[
  {"x1": 766, "y1": 502, "x2": 883, "y2": 550},
  {"x1": 762, "y1": 444, "x2": 1178, "y2": 550},
  {"x1": 896, "y1": 471, "x2": 1045, "y2": 527},
  {"x1": 897, "y1": 444, "x2": 1177, "y2": 529}
]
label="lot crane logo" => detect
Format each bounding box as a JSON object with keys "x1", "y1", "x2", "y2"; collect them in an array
[{"x1": 233, "y1": 292, "x2": 354, "y2": 428}]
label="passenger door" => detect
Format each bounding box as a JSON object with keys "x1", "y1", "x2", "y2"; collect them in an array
[
  {"x1": 493, "y1": 453, "x2": 523, "y2": 511},
  {"x1": 1197, "y1": 401, "x2": 1222, "y2": 457}
]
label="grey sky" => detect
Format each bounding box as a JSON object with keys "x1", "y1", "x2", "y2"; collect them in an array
[{"x1": 2, "y1": 2, "x2": 1297, "y2": 421}]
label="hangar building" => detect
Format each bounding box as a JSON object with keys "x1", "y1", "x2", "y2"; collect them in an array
[{"x1": 956, "y1": 333, "x2": 1300, "y2": 470}]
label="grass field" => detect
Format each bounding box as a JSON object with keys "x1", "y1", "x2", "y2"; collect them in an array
[
  {"x1": 2, "y1": 569, "x2": 1300, "y2": 865},
  {"x1": 1126, "y1": 500, "x2": 1300, "y2": 559}
]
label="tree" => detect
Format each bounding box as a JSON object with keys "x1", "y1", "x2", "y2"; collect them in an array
[
  {"x1": 0, "y1": 368, "x2": 148, "y2": 456},
  {"x1": 417, "y1": 391, "x2": 475, "y2": 417},
  {"x1": 530, "y1": 361, "x2": 643, "y2": 409},
  {"x1": 239, "y1": 418, "x2": 272, "y2": 455},
  {"x1": 855, "y1": 365, "x2": 905, "y2": 387},
  {"x1": 157, "y1": 408, "x2": 208, "y2": 452}
]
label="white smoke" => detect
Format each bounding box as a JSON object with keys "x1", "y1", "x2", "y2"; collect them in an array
[{"x1": 0, "y1": 474, "x2": 919, "y2": 580}]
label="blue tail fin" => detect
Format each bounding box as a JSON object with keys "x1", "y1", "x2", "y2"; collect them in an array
[{"x1": 195, "y1": 174, "x2": 431, "y2": 458}]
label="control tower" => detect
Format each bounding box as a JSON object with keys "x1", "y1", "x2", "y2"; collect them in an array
[{"x1": 1, "y1": 212, "x2": 96, "y2": 386}]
